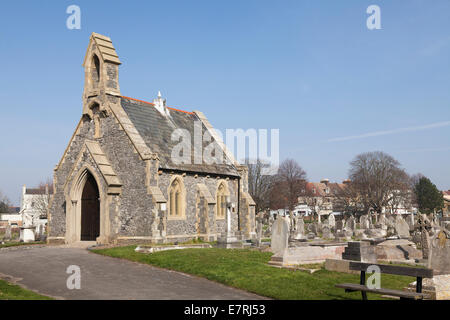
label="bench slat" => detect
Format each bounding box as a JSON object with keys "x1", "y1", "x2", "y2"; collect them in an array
[
  {"x1": 348, "y1": 262, "x2": 433, "y2": 278},
  {"x1": 336, "y1": 283, "x2": 430, "y2": 300}
]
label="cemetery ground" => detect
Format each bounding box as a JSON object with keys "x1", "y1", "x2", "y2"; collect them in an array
[
  {"x1": 91, "y1": 246, "x2": 415, "y2": 300},
  {"x1": 0, "y1": 278, "x2": 52, "y2": 300}
]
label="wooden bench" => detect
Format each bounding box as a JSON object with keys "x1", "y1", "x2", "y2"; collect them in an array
[{"x1": 336, "y1": 261, "x2": 434, "y2": 300}]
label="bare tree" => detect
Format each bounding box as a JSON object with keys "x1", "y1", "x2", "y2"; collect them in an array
[
  {"x1": 332, "y1": 182, "x2": 363, "y2": 215},
  {"x1": 0, "y1": 190, "x2": 12, "y2": 213},
  {"x1": 272, "y1": 159, "x2": 307, "y2": 223},
  {"x1": 349, "y1": 151, "x2": 410, "y2": 215},
  {"x1": 246, "y1": 159, "x2": 274, "y2": 213}
]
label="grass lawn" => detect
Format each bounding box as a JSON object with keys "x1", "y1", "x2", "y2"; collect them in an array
[
  {"x1": 91, "y1": 246, "x2": 415, "y2": 300},
  {"x1": 0, "y1": 279, "x2": 52, "y2": 300},
  {"x1": 0, "y1": 241, "x2": 44, "y2": 249}
]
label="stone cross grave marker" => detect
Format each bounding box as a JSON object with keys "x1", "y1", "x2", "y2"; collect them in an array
[{"x1": 414, "y1": 214, "x2": 432, "y2": 259}]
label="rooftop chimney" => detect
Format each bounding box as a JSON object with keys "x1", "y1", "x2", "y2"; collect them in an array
[{"x1": 153, "y1": 91, "x2": 170, "y2": 117}]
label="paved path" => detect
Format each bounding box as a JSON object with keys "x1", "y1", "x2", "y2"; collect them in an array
[{"x1": 0, "y1": 246, "x2": 263, "y2": 300}]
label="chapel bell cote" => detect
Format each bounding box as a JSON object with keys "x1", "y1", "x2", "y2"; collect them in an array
[{"x1": 82, "y1": 32, "x2": 121, "y2": 116}]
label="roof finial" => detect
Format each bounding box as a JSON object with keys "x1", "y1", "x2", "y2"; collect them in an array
[{"x1": 158, "y1": 91, "x2": 162, "y2": 99}]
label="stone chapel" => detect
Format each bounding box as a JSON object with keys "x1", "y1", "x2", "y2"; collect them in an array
[{"x1": 48, "y1": 33, "x2": 256, "y2": 245}]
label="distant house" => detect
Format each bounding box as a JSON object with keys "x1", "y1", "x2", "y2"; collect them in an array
[
  {"x1": 0, "y1": 207, "x2": 22, "y2": 227},
  {"x1": 297, "y1": 179, "x2": 350, "y2": 221},
  {"x1": 443, "y1": 191, "x2": 450, "y2": 215},
  {"x1": 20, "y1": 185, "x2": 52, "y2": 234}
]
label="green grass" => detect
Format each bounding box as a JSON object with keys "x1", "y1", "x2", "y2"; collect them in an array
[
  {"x1": 0, "y1": 241, "x2": 44, "y2": 249},
  {"x1": 91, "y1": 246, "x2": 415, "y2": 300},
  {"x1": 0, "y1": 279, "x2": 52, "y2": 300}
]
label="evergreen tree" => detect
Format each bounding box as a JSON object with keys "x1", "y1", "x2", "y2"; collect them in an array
[{"x1": 414, "y1": 177, "x2": 444, "y2": 214}]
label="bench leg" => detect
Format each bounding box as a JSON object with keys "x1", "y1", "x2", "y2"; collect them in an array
[
  {"x1": 360, "y1": 271, "x2": 368, "y2": 300},
  {"x1": 416, "y1": 277, "x2": 422, "y2": 294}
]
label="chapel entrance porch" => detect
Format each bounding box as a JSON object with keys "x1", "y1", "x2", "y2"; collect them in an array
[{"x1": 80, "y1": 174, "x2": 100, "y2": 241}]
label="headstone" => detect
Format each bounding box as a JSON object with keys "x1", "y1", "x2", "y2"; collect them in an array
[
  {"x1": 345, "y1": 216, "x2": 355, "y2": 231},
  {"x1": 429, "y1": 229, "x2": 450, "y2": 275},
  {"x1": 328, "y1": 214, "x2": 336, "y2": 228},
  {"x1": 335, "y1": 220, "x2": 343, "y2": 232},
  {"x1": 342, "y1": 242, "x2": 377, "y2": 263},
  {"x1": 378, "y1": 214, "x2": 388, "y2": 230},
  {"x1": 4, "y1": 224, "x2": 11, "y2": 240},
  {"x1": 322, "y1": 225, "x2": 332, "y2": 239},
  {"x1": 413, "y1": 214, "x2": 432, "y2": 259},
  {"x1": 306, "y1": 232, "x2": 316, "y2": 240},
  {"x1": 307, "y1": 223, "x2": 317, "y2": 235},
  {"x1": 271, "y1": 217, "x2": 289, "y2": 255},
  {"x1": 294, "y1": 217, "x2": 305, "y2": 240},
  {"x1": 256, "y1": 213, "x2": 264, "y2": 246},
  {"x1": 406, "y1": 214, "x2": 415, "y2": 231},
  {"x1": 395, "y1": 215, "x2": 411, "y2": 239},
  {"x1": 344, "y1": 229, "x2": 354, "y2": 239},
  {"x1": 360, "y1": 215, "x2": 370, "y2": 229}
]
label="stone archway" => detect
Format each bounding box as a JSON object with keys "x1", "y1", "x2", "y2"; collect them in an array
[
  {"x1": 66, "y1": 166, "x2": 106, "y2": 244},
  {"x1": 80, "y1": 173, "x2": 100, "y2": 241}
]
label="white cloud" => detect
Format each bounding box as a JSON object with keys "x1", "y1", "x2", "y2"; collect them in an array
[{"x1": 327, "y1": 121, "x2": 450, "y2": 142}]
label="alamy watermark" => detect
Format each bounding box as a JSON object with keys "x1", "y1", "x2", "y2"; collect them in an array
[
  {"x1": 366, "y1": 265, "x2": 381, "y2": 289},
  {"x1": 171, "y1": 121, "x2": 279, "y2": 175},
  {"x1": 367, "y1": 5, "x2": 381, "y2": 30},
  {"x1": 66, "y1": 5, "x2": 81, "y2": 30},
  {"x1": 66, "y1": 265, "x2": 81, "y2": 290}
]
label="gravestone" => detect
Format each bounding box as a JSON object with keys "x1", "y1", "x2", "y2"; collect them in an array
[
  {"x1": 4, "y1": 224, "x2": 11, "y2": 240},
  {"x1": 378, "y1": 214, "x2": 388, "y2": 230},
  {"x1": 322, "y1": 225, "x2": 332, "y2": 239},
  {"x1": 342, "y1": 242, "x2": 377, "y2": 263},
  {"x1": 306, "y1": 232, "x2": 316, "y2": 240},
  {"x1": 307, "y1": 223, "x2": 317, "y2": 235},
  {"x1": 360, "y1": 215, "x2": 370, "y2": 229},
  {"x1": 328, "y1": 214, "x2": 336, "y2": 228},
  {"x1": 414, "y1": 214, "x2": 432, "y2": 259},
  {"x1": 256, "y1": 213, "x2": 264, "y2": 246},
  {"x1": 406, "y1": 214, "x2": 415, "y2": 231},
  {"x1": 428, "y1": 229, "x2": 450, "y2": 275},
  {"x1": 395, "y1": 215, "x2": 410, "y2": 239},
  {"x1": 346, "y1": 216, "x2": 356, "y2": 231},
  {"x1": 335, "y1": 220, "x2": 343, "y2": 232},
  {"x1": 271, "y1": 217, "x2": 289, "y2": 255},
  {"x1": 294, "y1": 217, "x2": 305, "y2": 240}
]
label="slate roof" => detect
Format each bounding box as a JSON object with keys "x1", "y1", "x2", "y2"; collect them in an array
[
  {"x1": 25, "y1": 188, "x2": 54, "y2": 195},
  {"x1": 120, "y1": 97, "x2": 239, "y2": 176}
]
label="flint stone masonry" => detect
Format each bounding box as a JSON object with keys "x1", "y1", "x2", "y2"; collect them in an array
[{"x1": 48, "y1": 33, "x2": 256, "y2": 245}]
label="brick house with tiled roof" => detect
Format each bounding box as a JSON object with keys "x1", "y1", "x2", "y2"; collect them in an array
[
  {"x1": 297, "y1": 179, "x2": 351, "y2": 221},
  {"x1": 48, "y1": 33, "x2": 255, "y2": 245},
  {"x1": 443, "y1": 190, "x2": 450, "y2": 215}
]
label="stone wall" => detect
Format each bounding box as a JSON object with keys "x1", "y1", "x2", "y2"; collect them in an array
[{"x1": 49, "y1": 106, "x2": 243, "y2": 244}]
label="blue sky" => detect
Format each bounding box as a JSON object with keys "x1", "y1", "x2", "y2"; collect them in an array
[{"x1": 0, "y1": 0, "x2": 449, "y2": 205}]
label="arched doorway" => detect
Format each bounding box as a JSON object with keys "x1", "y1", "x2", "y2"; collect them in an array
[{"x1": 80, "y1": 173, "x2": 100, "y2": 241}]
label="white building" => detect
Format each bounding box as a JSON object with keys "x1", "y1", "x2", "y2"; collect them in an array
[{"x1": 20, "y1": 185, "x2": 51, "y2": 236}]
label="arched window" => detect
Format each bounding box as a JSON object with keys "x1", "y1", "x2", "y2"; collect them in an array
[
  {"x1": 91, "y1": 54, "x2": 100, "y2": 84},
  {"x1": 216, "y1": 183, "x2": 227, "y2": 218},
  {"x1": 169, "y1": 178, "x2": 184, "y2": 218}
]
